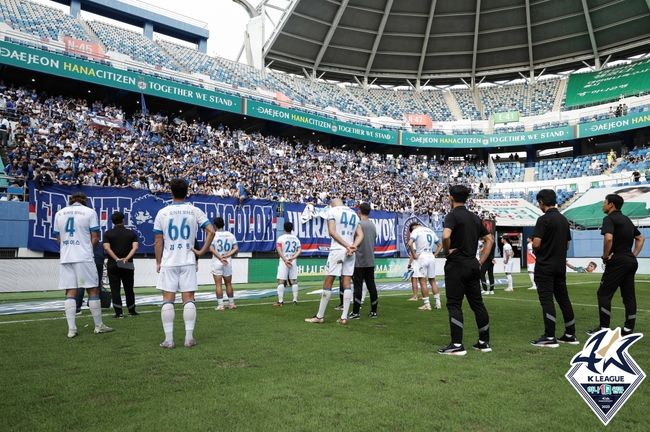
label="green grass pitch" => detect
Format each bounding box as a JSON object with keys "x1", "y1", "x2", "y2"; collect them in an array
[{"x1": 0, "y1": 273, "x2": 648, "y2": 432}]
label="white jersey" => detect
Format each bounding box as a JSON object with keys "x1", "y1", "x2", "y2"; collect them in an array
[
  {"x1": 327, "y1": 206, "x2": 359, "y2": 251},
  {"x1": 410, "y1": 226, "x2": 438, "y2": 257},
  {"x1": 503, "y1": 243, "x2": 513, "y2": 262},
  {"x1": 211, "y1": 231, "x2": 237, "y2": 256},
  {"x1": 277, "y1": 233, "x2": 301, "y2": 259},
  {"x1": 153, "y1": 202, "x2": 209, "y2": 267},
  {"x1": 53, "y1": 202, "x2": 99, "y2": 264}
]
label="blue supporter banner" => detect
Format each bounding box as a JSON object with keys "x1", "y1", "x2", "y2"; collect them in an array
[
  {"x1": 28, "y1": 184, "x2": 277, "y2": 253},
  {"x1": 282, "y1": 203, "x2": 398, "y2": 257}
]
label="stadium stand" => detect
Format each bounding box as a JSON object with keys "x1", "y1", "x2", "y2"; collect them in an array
[
  {"x1": 489, "y1": 189, "x2": 576, "y2": 207},
  {"x1": 528, "y1": 78, "x2": 561, "y2": 116},
  {"x1": 493, "y1": 161, "x2": 525, "y2": 182},
  {"x1": 613, "y1": 147, "x2": 650, "y2": 175},
  {"x1": 87, "y1": 21, "x2": 182, "y2": 71},
  {"x1": 450, "y1": 88, "x2": 482, "y2": 120},
  {"x1": 481, "y1": 84, "x2": 527, "y2": 118},
  {"x1": 0, "y1": 0, "x2": 91, "y2": 41},
  {"x1": 346, "y1": 86, "x2": 453, "y2": 121},
  {"x1": 480, "y1": 79, "x2": 560, "y2": 119},
  {"x1": 535, "y1": 153, "x2": 608, "y2": 181}
]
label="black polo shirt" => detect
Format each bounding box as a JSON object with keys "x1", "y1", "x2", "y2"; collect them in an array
[
  {"x1": 103, "y1": 226, "x2": 138, "y2": 263},
  {"x1": 532, "y1": 208, "x2": 571, "y2": 273},
  {"x1": 444, "y1": 206, "x2": 488, "y2": 261},
  {"x1": 601, "y1": 210, "x2": 640, "y2": 255}
]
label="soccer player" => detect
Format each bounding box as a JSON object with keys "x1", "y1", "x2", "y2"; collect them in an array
[
  {"x1": 501, "y1": 236, "x2": 514, "y2": 291},
  {"x1": 154, "y1": 179, "x2": 215, "y2": 349},
  {"x1": 210, "y1": 217, "x2": 239, "y2": 310},
  {"x1": 530, "y1": 189, "x2": 577, "y2": 348},
  {"x1": 526, "y1": 236, "x2": 537, "y2": 290},
  {"x1": 54, "y1": 192, "x2": 113, "y2": 338},
  {"x1": 566, "y1": 261, "x2": 597, "y2": 273},
  {"x1": 587, "y1": 194, "x2": 644, "y2": 336},
  {"x1": 305, "y1": 198, "x2": 363, "y2": 325},
  {"x1": 408, "y1": 222, "x2": 442, "y2": 310},
  {"x1": 439, "y1": 185, "x2": 493, "y2": 356},
  {"x1": 274, "y1": 221, "x2": 301, "y2": 306}
]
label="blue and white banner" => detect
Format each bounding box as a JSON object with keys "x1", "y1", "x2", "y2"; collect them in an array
[
  {"x1": 28, "y1": 184, "x2": 278, "y2": 253},
  {"x1": 283, "y1": 203, "x2": 398, "y2": 257}
]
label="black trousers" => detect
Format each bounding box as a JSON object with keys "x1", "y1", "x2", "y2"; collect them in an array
[
  {"x1": 352, "y1": 266, "x2": 378, "y2": 314},
  {"x1": 598, "y1": 254, "x2": 638, "y2": 331},
  {"x1": 480, "y1": 260, "x2": 495, "y2": 292},
  {"x1": 107, "y1": 261, "x2": 136, "y2": 314},
  {"x1": 444, "y1": 258, "x2": 490, "y2": 344},
  {"x1": 534, "y1": 269, "x2": 575, "y2": 337}
]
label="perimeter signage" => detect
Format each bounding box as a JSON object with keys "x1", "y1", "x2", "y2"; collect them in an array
[{"x1": 0, "y1": 40, "x2": 241, "y2": 113}]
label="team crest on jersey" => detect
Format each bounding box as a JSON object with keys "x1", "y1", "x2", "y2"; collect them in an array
[{"x1": 565, "y1": 328, "x2": 645, "y2": 425}]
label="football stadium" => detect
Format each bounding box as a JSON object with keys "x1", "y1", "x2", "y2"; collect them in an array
[{"x1": 1, "y1": 0, "x2": 649, "y2": 430}]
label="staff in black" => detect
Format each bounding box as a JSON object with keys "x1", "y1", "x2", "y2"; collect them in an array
[
  {"x1": 530, "y1": 189, "x2": 577, "y2": 348},
  {"x1": 588, "y1": 193, "x2": 644, "y2": 336},
  {"x1": 439, "y1": 185, "x2": 493, "y2": 356},
  {"x1": 103, "y1": 211, "x2": 139, "y2": 318}
]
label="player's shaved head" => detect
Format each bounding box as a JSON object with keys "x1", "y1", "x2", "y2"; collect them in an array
[{"x1": 330, "y1": 198, "x2": 343, "y2": 207}]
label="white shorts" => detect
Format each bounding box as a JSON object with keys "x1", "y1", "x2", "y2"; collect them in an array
[
  {"x1": 277, "y1": 260, "x2": 298, "y2": 281},
  {"x1": 527, "y1": 263, "x2": 535, "y2": 272},
  {"x1": 211, "y1": 258, "x2": 233, "y2": 277},
  {"x1": 326, "y1": 249, "x2": 355, "y2": 277},
  {"x1": 157, "y1": 265, "x2": 197, "y2": 293},
  {"x1": 414, "y1": 254, "x2": 436, "y2": 279},
  {"x1": 410, "y1": 261, "x2": 420, "y2": 279},
  {"x1": 504, "y1": 259, "x2": 515, "y2": 273},
  {"x1": 59, "y1": 262, "x2": 99, "y2": 289}
]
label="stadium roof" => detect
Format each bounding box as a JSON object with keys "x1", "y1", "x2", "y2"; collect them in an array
[{"x1": 264, "y1": 0, "x2": 650, "y2": 85}]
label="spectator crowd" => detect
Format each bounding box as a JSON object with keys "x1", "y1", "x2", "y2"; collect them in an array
[{"x1": 1, "y1": 85, "x2": 488, "y2": 216}]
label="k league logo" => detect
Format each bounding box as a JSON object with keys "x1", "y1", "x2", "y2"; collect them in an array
[{"x1": 565, "y1": 328, "x2": 645, "y2": 426}]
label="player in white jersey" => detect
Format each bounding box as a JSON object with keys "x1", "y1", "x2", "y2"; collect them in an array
[
  {"x1": 154, "y1": 179, "x2": 215, "y2": 349},
  {"x1": 502, "y1": 236, "x2": 515, "y2": 291},
  {"x1": 210, "y1": 216, "x2": 239, "y2": 310},
  {"x1": 53, "y1": 192, "x2": 113, "y2": 338},
  {"x1": 274, "y1": 221, "x2": 302, "y2": 307},
  {"x1": 408, "y1": 223, "x2": 443, "y2": 310},
  {"x1": 526, "y1": 236, "x2": 537, "y2": 290},
  {"x1": 306, "y1": 198, "x2": 363, "y2": 325}
]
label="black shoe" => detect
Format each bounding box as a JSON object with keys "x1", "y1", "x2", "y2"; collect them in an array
[
  {"x1": 586, "y1": 327, "x2": 606, "y2": 336},
  {"x1": 530, "y1": 335, "x2": 559, "y2": 348},
  {"x1": 622, "y1": 327, "x2": 634, "y2": 336},
  {"x1": 438, "y1": 343, "x2": 467, "y2": 356},
  {"x1": 293, "y1": 301, "x2": 298, "y2": 305},
  {"x1": 114, "y1": 313, "x2": 124, "y2": 319},
  {"x1": 349, "y1": 312, "x2": 361, "y2": 320},
  {"x1": 472, "y1": 341, "x2": 492, "y2": 353},
  {"x1": 368, "y1": 311, "x2": 377, "y2": 318},
  {"x1": 128, "y1": 311, "x2": 139, "y2": 316},
  {"x1": 334, "y1": 305, "x2": 343, "y2": 311},
  {"x1": 558, "y1": 334, "x2": 579, "y2": 345}
]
